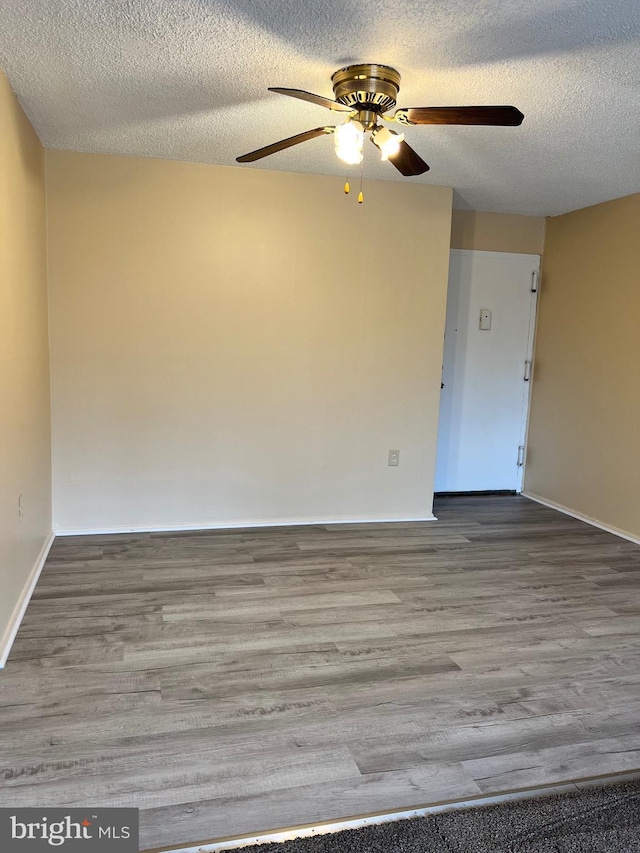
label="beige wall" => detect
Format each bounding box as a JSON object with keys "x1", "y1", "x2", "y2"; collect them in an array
[
  {"x1": 451, "y1": 209, "x2": 545, "y2": 255},
  {"x1": 46, "y1": 150, "x2": 453, "y2": 532},
  {"x1": 0, "y1": 71, "x2": 51, "y2": 661},
  {"x1": 525, "y1": 193, "x2": 640, "y2": 540}
]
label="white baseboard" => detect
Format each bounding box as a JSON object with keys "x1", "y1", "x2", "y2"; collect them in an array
[
  {"x1": 53, "y1": 514, "x2": 438, "y2": 537},
  {"x1": 521, "y1": 492, "x2": 640, "y2": 546},
  {"x1": 0, "y1": 531, "x2": 55, "y2": 669}
]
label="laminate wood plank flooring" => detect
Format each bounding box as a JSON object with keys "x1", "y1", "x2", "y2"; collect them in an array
[{"x1": 1, "y1": 495, "x2": 640, "y2": 850}]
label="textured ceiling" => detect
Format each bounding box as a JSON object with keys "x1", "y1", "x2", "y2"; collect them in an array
[{"x1": 1, "y1": 0, "x2": 639, "y2": 215}]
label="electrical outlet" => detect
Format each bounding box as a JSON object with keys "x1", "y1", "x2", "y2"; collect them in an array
[
  {"x1": 388, "y1": 449, "x2": 400, "y2": 467},
  {"x1": 18, "y1": 494, "x2": 24, "y2": 522}
]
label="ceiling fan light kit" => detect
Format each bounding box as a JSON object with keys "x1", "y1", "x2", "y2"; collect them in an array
[
  {"x1": 236, "y1": 63, "x2": 524, "y2": 190},
  {"x1": 334, "y1": 119, "x2": 364, "y2": 165},
  {"x1": 371, "y1": 125, "x2": 404, "y2": 160}
]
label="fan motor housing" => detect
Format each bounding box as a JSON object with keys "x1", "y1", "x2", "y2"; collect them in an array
[{"x1": 331, "y1": 64, "x2": 400, "y2": 114}]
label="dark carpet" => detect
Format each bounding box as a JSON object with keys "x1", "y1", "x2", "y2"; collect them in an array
[{"x1": 227, "y1": 780, "x2": 640, "y2": 852}]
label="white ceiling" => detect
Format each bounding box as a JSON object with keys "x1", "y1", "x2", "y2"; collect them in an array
[{"x1": 1, "y1": 0, "x2": 639, "y2": 216}]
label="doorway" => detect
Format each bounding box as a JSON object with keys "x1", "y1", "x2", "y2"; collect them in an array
[{"x1": 435, "y1": 250, "x2": 540, "y2": 493}]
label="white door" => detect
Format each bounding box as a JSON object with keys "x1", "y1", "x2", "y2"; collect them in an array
[{"x1": 435, "y1": 250, "x2": 539, "y2": 493}]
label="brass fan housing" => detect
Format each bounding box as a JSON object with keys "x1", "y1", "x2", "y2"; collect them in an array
[{"x1": 331, "y1": 64, "x2": 401, "y2": 114}]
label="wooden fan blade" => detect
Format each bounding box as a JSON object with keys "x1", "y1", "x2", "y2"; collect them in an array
[
  {"x1": 236, "y1": 127, "x2": 334, "y2": 163},
  {"x1": 395, "y1": 106, "x2": 524, "y2": 126},
  {"x1": 268, "y1": 87, "x2": 352, "y2": 112},
  {"x1": 386, "y1": 140, "x2": 430, "y2": 176}
]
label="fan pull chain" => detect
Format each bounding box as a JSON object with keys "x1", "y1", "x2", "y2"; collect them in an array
[
  {"x1": 344, "y1": 167, "x2": 350, "y2": 194},
  {"x1": 358, "y1": 167, "x2": 364, "y2": 204}
]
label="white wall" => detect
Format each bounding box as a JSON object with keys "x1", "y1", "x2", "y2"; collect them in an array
[
  {"x1": 0, "y1": 71, "x2": 52, "y2": 664},
  {"x1": 46, "y1": 151, "x2": 453, "y2": 532}
]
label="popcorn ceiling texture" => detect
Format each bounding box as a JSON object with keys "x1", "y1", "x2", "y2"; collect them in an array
[{"x1": 1, "y1": 0, "x2": 639, "y2": 215}]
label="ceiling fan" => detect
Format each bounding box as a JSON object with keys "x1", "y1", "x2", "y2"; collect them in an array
[{"x1": 236, "y1": 64, "x2": 524, "y2": 176}]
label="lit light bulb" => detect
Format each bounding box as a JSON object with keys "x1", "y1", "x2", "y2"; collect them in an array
[
  {"x1": 334, "y1": 120, "x2": 364, "y2": 165},
  {"x1": 372, "y1": 126, "x2": 404, "y2": 161}
]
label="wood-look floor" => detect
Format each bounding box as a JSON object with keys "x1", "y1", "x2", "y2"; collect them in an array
[{"x1": 1, "y1": 496, "x2": 640, "y2": 850}]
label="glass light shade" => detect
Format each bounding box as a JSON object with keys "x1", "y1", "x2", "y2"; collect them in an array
[
  {"x1": 334, "y1": 120, "x2": 364, "y2": 165},
  {"x1": 372, "y1": 126, "x2": 404, "y2": 160}
]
